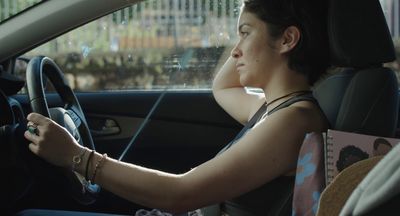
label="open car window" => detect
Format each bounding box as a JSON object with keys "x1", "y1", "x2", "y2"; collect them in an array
[
  {"x1": 0, "y1": 0, "x2": 44, "y2": 24},
  {"x1": 18, "y1": 0, "x2": 242, "y2": 92},
  {"x1": 11, "y1": 0, "x2": 400, "y2": 92}
]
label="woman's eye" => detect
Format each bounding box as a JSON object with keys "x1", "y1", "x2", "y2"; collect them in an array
[{"x1": 240, "y1": 31, "x2": 249, "y2": 37}]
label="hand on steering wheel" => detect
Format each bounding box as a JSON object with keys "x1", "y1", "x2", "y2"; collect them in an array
[
  {"x1": 24, "y1": 112, "x2": 83, "y2": 168},
  {"x1": 25, "y1": 56, "x2": 100, "y2": 204}
]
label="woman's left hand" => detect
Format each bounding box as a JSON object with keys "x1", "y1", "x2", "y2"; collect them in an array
[{"x1": 24, "y1": 112, "x2": 81, "y2": 168}]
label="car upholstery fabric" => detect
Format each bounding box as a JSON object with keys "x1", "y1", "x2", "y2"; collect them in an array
[{"x1": 314, "y1": 0, "x2": 399, "y2": 137}]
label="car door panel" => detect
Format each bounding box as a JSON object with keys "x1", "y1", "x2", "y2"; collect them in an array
[
  {"x1": 14, "y1": 90, "x2": 241, "y2": 172},
  {"x1": 81, "y1": 91, "x2": 241, "y2": 172}
]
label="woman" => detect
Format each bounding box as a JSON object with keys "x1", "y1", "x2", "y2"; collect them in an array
[{"x1": 23, "y1": 0, "x2": 329, "y2": 215}]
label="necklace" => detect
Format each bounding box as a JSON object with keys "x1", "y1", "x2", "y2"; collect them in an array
[
  {"x1": 265, "y1": 90, "x2": 310, "y2": 109},
  {"x1": 261, "y1": 90, "x2": 311, "y2": 119}
]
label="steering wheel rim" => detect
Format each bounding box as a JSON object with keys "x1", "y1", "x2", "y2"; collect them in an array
[{"x1": 26, "y1": 56, "x2": 99, "y2": 204}]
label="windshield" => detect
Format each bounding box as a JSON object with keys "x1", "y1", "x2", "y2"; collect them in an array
[{"x1": 0, "y1": 0, "x2": 44, "y2": 23}]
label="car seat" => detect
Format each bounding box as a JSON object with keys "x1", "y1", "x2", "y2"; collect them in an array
[
  {"x1": 313, "y1": 0, "x2": 399, "y2": 137},
  {"x1": 310, "y1": 0, "x2": 400, "y2": 214}
]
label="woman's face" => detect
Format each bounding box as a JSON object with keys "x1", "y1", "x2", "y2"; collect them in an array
[
  {"x1": 231, "y1": 10, "x2": 282, "y2": 88},
  {"x1": 373, "y1": 143, "x2": 392, "y2": 156}
]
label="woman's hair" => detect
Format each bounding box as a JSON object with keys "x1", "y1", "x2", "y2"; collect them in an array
[
  {"x1": 336, "y1": 145, "x2": 369, "y2": 172},
  {"x1": 373, "y1": 138, "x2": 392, "y2": 150},
  {"x1": 243, "y1": 0, "x2": 330, "y2": 85}
]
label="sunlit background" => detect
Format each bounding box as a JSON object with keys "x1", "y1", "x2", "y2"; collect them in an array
[{"x1": 1, "y1": 0, "x2": 400, "y2": 91}]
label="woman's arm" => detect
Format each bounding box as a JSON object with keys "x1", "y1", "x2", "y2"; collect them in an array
[
  {"x1": 24, "y1": 103, "x2": 324, "y2": 213},
  {"x1": 212, "y1": 57, "x2": 263, "y2": 124},
  {"x1": 84, "y1": 106, "x2": 317, "y2": 213}
]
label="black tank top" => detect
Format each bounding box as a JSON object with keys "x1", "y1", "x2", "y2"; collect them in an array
[{"x1": 201, "y1": 92, "x2": 321, "y2": 216}]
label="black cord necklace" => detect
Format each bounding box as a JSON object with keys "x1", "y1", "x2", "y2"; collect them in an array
[
  {"x1": 265, "y1": 90, "x2": 310, "y2": 108},
  {"x1": 263, "y1": 90, "x2": 311, "y2": 117}
]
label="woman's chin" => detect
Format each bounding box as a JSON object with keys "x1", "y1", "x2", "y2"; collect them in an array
[{"x1": 240, "y1": 77, "x2": 258, "y2": 88}]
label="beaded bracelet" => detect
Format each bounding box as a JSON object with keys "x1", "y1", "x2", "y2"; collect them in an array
[{"x1": 90, "y1": 153, "x2": 108, "y2": 183}]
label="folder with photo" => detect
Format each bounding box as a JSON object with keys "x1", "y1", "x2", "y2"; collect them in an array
[{"x1": 324, "y1": 129, "x2": 400, "y2": 185}]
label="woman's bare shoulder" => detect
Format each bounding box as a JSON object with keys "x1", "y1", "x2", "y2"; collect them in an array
[
  {"x1": 275, "y1": 100, "x2": 328, "y2": 133},
  {"x1": 247, "y1": 93, "x2": 267, "y2": 121}
]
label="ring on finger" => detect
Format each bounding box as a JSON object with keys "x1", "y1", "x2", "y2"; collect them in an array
[{"x1": 27, "y1": 123, "x2": 39, "y2": 136}]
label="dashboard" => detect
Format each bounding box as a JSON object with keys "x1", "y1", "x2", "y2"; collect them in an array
[{"x1": 0, "y1": 73, "x2": 34, "y2": 208}]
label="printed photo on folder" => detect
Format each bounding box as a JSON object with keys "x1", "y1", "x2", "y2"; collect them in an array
[{"x1": 324, "y1": 129, "x2": 400, "y2": 185}]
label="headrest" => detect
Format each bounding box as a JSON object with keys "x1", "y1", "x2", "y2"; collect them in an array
[
  {"x1": 329, "y1": 0, "x2": 396, "y2": 67},
  {"x1": 315, "y1": 68, "x2": 399, "y2": 137}
]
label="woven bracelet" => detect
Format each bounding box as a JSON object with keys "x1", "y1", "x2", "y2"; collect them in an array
[
  {"x1": 85, "y1": 150, "x2": 95, "y2": 181},
  {"x1": 90, "y1": 153, "x2": 108, "y2": 183}
]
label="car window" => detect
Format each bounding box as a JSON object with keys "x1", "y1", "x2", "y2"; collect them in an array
[
  {"x1": 19, "y1": 0, "x2": 241, "y2": 92},
  {"x1": 0, "y1": 0, "x2": 44, "y2": 23},
  {"x1": 14, "y1": 0, "x2": 400, "y2": 92}
]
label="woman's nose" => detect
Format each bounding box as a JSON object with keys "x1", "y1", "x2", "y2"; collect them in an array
[{"x1": 231, "y1": 47, "x2": 242, "y2": 58}]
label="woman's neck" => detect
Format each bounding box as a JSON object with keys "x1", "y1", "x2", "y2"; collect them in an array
[{"x1": 262, "y1": 69, "x2": 311, "y2": 105}]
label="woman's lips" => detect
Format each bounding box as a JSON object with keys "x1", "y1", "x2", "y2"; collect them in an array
[{"x1": 236, "y1": 63, "x2": 244, "y2": 70}]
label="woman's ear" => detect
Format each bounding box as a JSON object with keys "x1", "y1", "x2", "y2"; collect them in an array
[{"x1": 279, "y1": 26, "x2": 301, "y2": 54}]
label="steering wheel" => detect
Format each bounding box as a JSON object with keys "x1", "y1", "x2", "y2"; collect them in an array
[{"x1": 26, "y1": 56, "x2": 100, "y2": 204}]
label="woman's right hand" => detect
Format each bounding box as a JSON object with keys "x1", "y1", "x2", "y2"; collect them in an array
[{"x1": 24, "y1": 112, "x2": 82, "y2": 169}]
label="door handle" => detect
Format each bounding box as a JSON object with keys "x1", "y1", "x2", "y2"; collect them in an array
[{"x1": 90, "y1": 119, "x2": 120, "y2": 136}]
